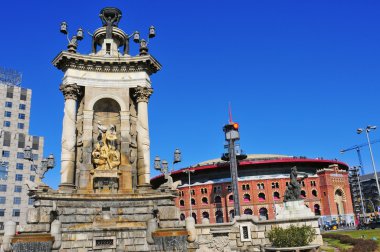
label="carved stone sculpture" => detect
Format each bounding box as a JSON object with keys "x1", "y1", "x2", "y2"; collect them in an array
[{"x1": 91, "y1": 123, "x2": 121, "y2": 170}]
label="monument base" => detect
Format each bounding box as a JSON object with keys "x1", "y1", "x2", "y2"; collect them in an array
[{"x1": 276, "y1": 200, "x2": 315, "y2": 220}]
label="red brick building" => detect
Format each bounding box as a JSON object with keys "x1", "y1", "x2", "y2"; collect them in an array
[{"x1": 151, "y1": 154, "x2": 354, "y2": 225}]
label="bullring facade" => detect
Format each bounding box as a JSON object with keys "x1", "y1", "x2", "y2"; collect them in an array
[{"x1": 151, "y1": 154, "x2": 354, "y2": 226}]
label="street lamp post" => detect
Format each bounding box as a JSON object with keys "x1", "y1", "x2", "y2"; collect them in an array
[
  {"x1": 24, "y1": 146, "x2": 55, "y2": 182},
  {"x1": 357, "y1": 126, "x2": 380, "y2": 200},
  {"x1": 183, "y1": 168, "x2": 195, "y2": 217}
]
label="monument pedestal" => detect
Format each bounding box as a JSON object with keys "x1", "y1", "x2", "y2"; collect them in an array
[{"x1": 276, "y1": 200, "x2": 315, "y2": 220}]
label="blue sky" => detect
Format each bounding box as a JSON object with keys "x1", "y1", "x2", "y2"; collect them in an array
[{"x1": 0, "y1": 1, "x2": 379, "y2": 188}]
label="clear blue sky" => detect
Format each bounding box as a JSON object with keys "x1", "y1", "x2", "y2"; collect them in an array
[{"x1": 0, "y1": 1, "x2": 380, "y2": 188}]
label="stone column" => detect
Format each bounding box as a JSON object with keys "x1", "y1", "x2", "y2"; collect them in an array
[
  {"x1": 59, "y1": 84, "x2": 82, "y2": 191},
  {"x1": 134, "y1": 86, "x2": 153, "y2": 186}
]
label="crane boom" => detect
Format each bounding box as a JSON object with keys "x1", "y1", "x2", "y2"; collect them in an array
[{"x1": 340, "y1": 139, "x2": 380, "y2": 153}]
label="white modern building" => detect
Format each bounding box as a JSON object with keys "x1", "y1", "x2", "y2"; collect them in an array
[{"x1": 0, "y1": 68, "x2": 44, "y2": 228}]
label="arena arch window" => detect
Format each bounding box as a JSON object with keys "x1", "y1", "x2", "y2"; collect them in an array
[
  {"x1": 275, "y1": 182, "x2": 279, "y2": 188},
  {"x1": 243, "y1": 193, "x2": 251, "y2": 202},
  {"x1": 273, "y1": 191, "x2": 280, "y2": 201},
  {"x1": 179, "y1": 199, "x2": 185, "y2": 207},
  {"x1": 301, "y1": 181, "x2": 305, "y2": 187},
  {"x1": 191, "y1": 198, "x2": 196, "y2": 205},
  {"x1": 214, "y1": 195, "x2": 222, "y2": 203},
  {"x1": 201, "y1": 188, "x2": 208, "y2": 194},
  {"x1": 179, "y1": 191, "x2": 184, "y2": 197},
  {"x1": 259, "y1": 208, "x2": 268, "y2": 220},
  {"x1": 227, "y1": 185, "x2": 232, "y2": 192},
  {"x1": 202, "y1": 211, "x2": 209, "y2": 219},
  {"x1": 312, "y1": 190, "x2": 318, "y2": 197},
  {"x1": 258, "y1": 192, "x2": 266, "y2": 202},
  {"x1": 314, "y1": 204, "x2": 321, "y2": 216},
  {"x1": 191, "y1": 189, "x2": 195, "y2": 195},
  {"x1": 229, "y1": 209, "x2": 235, "y2": 221},
  {"x1": 257, "y1": 183, "x2": 265, "y2": 190},
  {"x1": 192, "y1": 213, "x2": 197, "y2": 224},
  {"x1": 180, "y1": 213, "x2": 185, "y2": 221},
  {"x1": 228, "y1": 194, "x2": 234, "y2": 203},
  {"x1": 213, "y1": 186, "x2": 222, "y2": 193},
  {"x1": 201, "y1": 197, "x2": 208, "y2": 205},
  {"x1": 310, "y1": 181, "x2": 316, "y2": 187},
  {"x1": 215, "y1": 210, "x2": 224, "y2": 223},
  {"x1": 301, "y1": 190, "x2": 307, "y2": 198},
  {"x1": 244, "y1": 208, "x2": 253, "y2": 215},
  {"x1": 242, "y1": 184, "x2": 250, "y2": 190}
]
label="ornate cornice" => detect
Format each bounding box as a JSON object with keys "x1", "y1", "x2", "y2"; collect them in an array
[
  {"x1": 134, "y1": 86, "x2": 153, "y2": 103},
  {"x1": 60, "y1": 84, "x2": 83, "y2": 101},
  {"x1": 52, "y1": 51, "x2": 161, "y2": 75}
]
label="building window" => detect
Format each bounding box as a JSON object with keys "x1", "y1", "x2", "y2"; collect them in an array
[
  {"x1": 202, "y1": 212, "x2": 210, "y2": 219},
  {"x1": 215, "y1": 210, "x2": 223, "y2": 223},
  {"x1": 4, "y1": 111, "x2": 11, "y2": 117},
  {"x1": 191, "y1": 189, "x2": 195, "y2": 195},
  {"x1": 0, "y1": 209, "x2": 5, "y2": 216},
  {"x1": 20, "y1": 88, "x2": 27, "y2": 101},
  {"x1": 311, "y1": 181, "x2": 316, "y2": 187},
  {"x1": 13, "y1": 197, "x2": 21, "y2": 205},
  {"x1": 214, "y1": 195, "x2": 222, "y2": 203},
  {"x1": 30, "y1": 175, "x2": 35, "y2": 182},
  {"x1": 201, "y1": 188, "x2": 208, "y2": 194},
  {"x1": 17, "y1": 123, "x2": 24, "y2": 129},
  {"x1": 14, "y1": 186, "x2": 22, "y2": 193},
  {"x1": 227, "y1": 185, "x2": 232, "y2": 192},
  {"x1": 3, "y1": 121, "x2": 11, "y2": 127},
  {"x1": 28, "y1": 198, "x2": 34, "y2": 205},
  {"x1": 6, "y1": 86, "x2": 13, "y2": 98},
  {"x1": 18, "y1": 113, "x2": 25, "y2": 120},
  {"x1": 15, "y1": 174, "x2": 23, "y2": 181},
  {"x1": 243, "y1": 194, "x2": 251, "y2": 202},
  {"x1": 2, "y1": 151, "x2": 10, "y2": 158},
  {"x1": 179, "y1": 199, "x2": 185, "y2": 207},
  {"x1": 242, "y1": 184, "x2": 250, "y2": 190},
  {"x1": 12, "y1": 209, "x2": 20, "y2": 217},
  {"x1": 30, "y1": 164, "x2": 37, "y2": 172},
  {"x1": 19, "y1": 104, "x2": 26, "y2": 110},
  {"x1": 5, "y1": 101, "x2": 12, "y2": 108},
  {"x1": 17, "y1": 133, "x2": 25, "y2": 148},
  {"x1": 32, "y1": 136, "x2": 40, "y2": 150},
  {"x1": 258, "y1": 192, "x2": 266, "y2": 202},
  {"x1": 273, "y1": 191, "x2": 280, "y2": 200},
  {"x1": 0, "y1": 197, "x2": 5, "y2": 204},
  {"x1": 300, "y1": 190, "x2": 306, "y2": 198},
  {"x1": 16, "y1": 163, "x2": 23, "y2": 170},
  {"x1": 191, "y1": 198, "x2": 196, "y2": 205},
  {"x1": 17, "y1": 152, "x2": 24, "y2": 159},
  {"x1": 228, "y1": 194, "x2": 234, "y2": 203},
  {"x1": 301, "y1": 181, "x2": 305, "y2": 187},
  {"x1": 0, "y1": 222, "x2": 3, "y2": 230},
  {"x1": 244, "y1": 208, "x2": 253, "y2": 215},
  {"x1": 213, "y1": 186, "x2": 221, "y2": 193},
  {"x1": 32, "y1": 154, "x2": 39, "y2": 160},
  {"x1": 257, "y1": 183, "x2": 264, "y2": 190},
  {"x1": 180, "y1": 213, "x2": 185, "y2": 221},
  {"x1": 201, "y1": 197, "x2": 208, "y2": 204},
  {"x1": 0, "y1": 185, "x2": 7, "y2": 192},
  {"x1": 312, "y1": 190, "x2": 318, "y2": 197}
]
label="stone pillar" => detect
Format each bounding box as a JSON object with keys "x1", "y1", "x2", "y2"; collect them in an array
[
  {"x1": 59, "y1": 84, "x2": 82, "y2": 191},
  {"x1": 134, "y1": 86, "x2": 153, "y2": 186}
]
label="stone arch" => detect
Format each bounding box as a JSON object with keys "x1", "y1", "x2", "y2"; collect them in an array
[
  {"x1": 334, "y1": 189, "x2": 346, "y2": 215},
  {"x1": 243, "y1": 193, "x2": 251, "y2": 202},
  {"x1": 244, "y1": 208, "x2": 253, "y2": 215},
  {"x1": 87, "y1": 94, "x2": 128, "y2": 111},
  {"x1": 273, "y1": 191, "x2": 280, "y2": 201},
  {"x1": 215, "y1": 210, "x2": 224, "y2": 223},
  {"x1": 259, "y1": 207, "x2": 268, "y2": 220}
]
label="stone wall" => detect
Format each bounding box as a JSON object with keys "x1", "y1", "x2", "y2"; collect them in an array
[{"x1": 190, "y1": 215, "x2": 322, "y2": 252}]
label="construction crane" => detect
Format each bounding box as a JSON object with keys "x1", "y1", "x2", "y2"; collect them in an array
[{"x1": 340, "y1": 139, "x2": 380, "y2": 175}]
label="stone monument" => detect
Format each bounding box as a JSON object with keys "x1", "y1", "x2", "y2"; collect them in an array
[
  {"x1": 276, "y1": 166, "x2": 315, "y2": 219},
  {"x1": 1, "y1": 7, "x2": 190, "y2": 252}
]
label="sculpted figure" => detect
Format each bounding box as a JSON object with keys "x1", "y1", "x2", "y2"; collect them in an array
[
  {"x1": 91, "y1": 122, "x2": 120, "y2": 170},
  {"x1": 284, "y1": 166, "x2": 308, "y2": 202}
]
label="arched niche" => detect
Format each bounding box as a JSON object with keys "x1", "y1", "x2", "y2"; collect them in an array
[{"x1": 92, "y1": 98, "x2": 121, "y2": 149}]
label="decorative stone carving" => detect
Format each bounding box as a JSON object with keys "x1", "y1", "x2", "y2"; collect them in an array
[
  {"x1": 92, "y1": 122, "x2": 121, "y2": 170},
  {"x1": 134, "y1": 86, "x2": 153, "y2": 103},
  {"x1": 59, "y1": 83, "x2": 82, "y2": 101}
]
